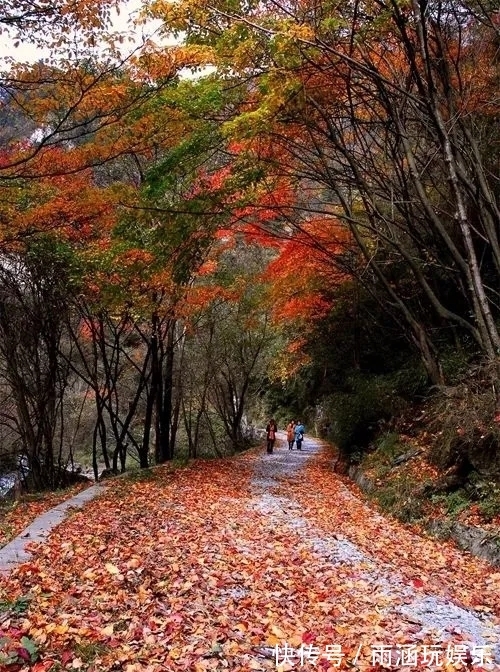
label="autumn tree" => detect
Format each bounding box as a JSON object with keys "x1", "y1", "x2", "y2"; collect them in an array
[
  {"x1": 0, "y1": 0, "x2": 202, "y2": 251},
  {"x1": 58, "y1": 86, "x2": 234, "y2": 472},
  {"x1": 178, "y1": 236, "x2": 279, "y2": 454},
  {"x1": 0, "y1": 238, "x2": 77, "y2": 489},
  {"x1": 0, "y1": 0, "x2": 231, "y2": 484},
  {"x1": 150, "y1": 0, "x2": 500, "y2": 394}
]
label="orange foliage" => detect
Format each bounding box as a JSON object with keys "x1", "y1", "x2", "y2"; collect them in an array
[
  {"x1": 265, "y1": 216, "x2": 352, "y2": 324},
  {"x1": 0, "y1": 156, "x2": 122, "y2": 257}
]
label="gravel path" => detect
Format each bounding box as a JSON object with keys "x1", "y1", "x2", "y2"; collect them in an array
[{"x1": 251, "y1": 433, "x2": 500, "y2": 668}]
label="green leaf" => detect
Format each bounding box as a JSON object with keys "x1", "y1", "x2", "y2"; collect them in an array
[{"x1": 20, "y1": 635, "x2": 39, "y2": 660}]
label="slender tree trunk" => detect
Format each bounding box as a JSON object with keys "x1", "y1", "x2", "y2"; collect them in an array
[{"x1": 158, "y1": 320, "x2": 175, "y2": 462}]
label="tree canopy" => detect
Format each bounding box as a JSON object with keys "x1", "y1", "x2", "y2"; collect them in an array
[{"x1": 0, "y1": 0, "x2": 499, "y2": 485}]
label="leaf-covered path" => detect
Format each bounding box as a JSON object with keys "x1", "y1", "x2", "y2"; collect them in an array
[
  {"x1": 0, "y1": 485, "x2": 105, "y2": 572},
  {"x1": 1, "y1": 437, "x2": 499, "y2": 671}
]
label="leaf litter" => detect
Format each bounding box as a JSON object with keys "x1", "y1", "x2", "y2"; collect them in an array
[{"x1": 0, "y1": 436, "x2": 498, "y2": 671}]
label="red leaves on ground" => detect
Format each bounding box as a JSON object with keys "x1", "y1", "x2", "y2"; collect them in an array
[
  {"x1": 0, "y1": 445, "x2": 498, "y2": 671},
  {"x1": 0, "y1": 483, "x2": 90, "y2": 549},
  {"x1": 283, "y1": 449, "x2": 500, "y2": 616}
]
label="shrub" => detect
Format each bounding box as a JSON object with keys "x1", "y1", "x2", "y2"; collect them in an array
[
  {"x1": 477, "y1": 481, "x2": 500, "y2": 521},
  {"x1": 427, "y1": 363, "x2": 500, "y2": 478},
  {"x1": 371, "y1": 474, "x2": 425, "y2": 523},
  {"x1": 443, "y1": 490, "x2": 470, "y2": 516},
  {"x1": 439, "y1": 346, "x2": 473, "y2": 385},
  {"x1": 388, "y1": 360, "x2": 429, "y2": 399},
  {"x1": 375, "y1": 432, "x2": 404, "y2": 461},
  {"x1": 479, "y1": 498, "x2": 500, "y2": 521},
  {"x1": 323, "y1": 374, "x2": 406, "y2": 457}
]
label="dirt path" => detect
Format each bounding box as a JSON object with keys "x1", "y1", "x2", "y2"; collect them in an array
[{"x1": 0, "y1": 436, "x2": 499, "y2": 671}]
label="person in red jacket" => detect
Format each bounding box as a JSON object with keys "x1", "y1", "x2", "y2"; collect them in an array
[
  {"x1": 286, "y1": 420, "x2": 296, "y2": 450},
  {"x1": 266, "y1": 419, "x2": 278, "y2": 454}
]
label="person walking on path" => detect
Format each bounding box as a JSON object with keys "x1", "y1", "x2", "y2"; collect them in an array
[
  {"x1": 266, "y1": 418, "x2": 278, "y2": 454},
  {"x1": 286, "y1": 420, "x2": 296, "y2": 450},
  {"x1": 295, "y1": 421, "x2": 305, "y2": 450}
]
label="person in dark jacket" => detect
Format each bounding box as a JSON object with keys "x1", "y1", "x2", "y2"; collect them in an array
[
  {"x1": 266, "y1": 419, "x2": 278, "y2": 454},
  {"x1": 294, "y1": 421, "x2": 305, "y2": 450}
]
